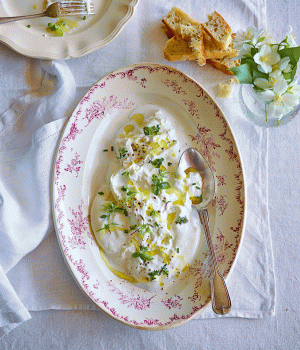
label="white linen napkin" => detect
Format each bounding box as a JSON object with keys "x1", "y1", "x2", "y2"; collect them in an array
[
  {"x1": 0, "y1": 60, "x2": 76, "y2": 337},
  {"x1": 0, "y1": 0, "x2": 275, "y2": 338}
]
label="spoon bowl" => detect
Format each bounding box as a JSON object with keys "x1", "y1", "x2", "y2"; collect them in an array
[{"x1": 179, "y1": 148, "x2": 232, "y2": 315}]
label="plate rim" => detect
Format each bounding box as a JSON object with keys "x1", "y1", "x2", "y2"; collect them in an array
[
  {"x1": 51, "y1": 62, "x2": 247, "y2": 329},
  {"x1": 0, "y1": 0, "x2": 139, "y2": 60}
]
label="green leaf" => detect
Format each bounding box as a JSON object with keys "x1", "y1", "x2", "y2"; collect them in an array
[
  {"x1": 144, "y1": 125, "x2": 160, "y2": 136},
  {"x1": 278, "y1": 46, "x2": 300, "y2": 65},
  {"x1": 151, "y1": 158, "x2": 164, "y2": 168},
  {"x1": 228, "y1": 63, "x2": 253, "y2": 84}
]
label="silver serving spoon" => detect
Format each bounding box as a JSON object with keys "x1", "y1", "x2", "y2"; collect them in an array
[{"x1": 179, "y1": 148, "x2": 231, "y2": 314}]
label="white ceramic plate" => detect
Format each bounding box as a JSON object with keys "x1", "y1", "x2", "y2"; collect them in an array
[
  {"x1": 0, "y1": 0, "x2": 138, "y2": 60},
  {"x1": 52, "y1": 63, "x2": 246, "y2": 330}
]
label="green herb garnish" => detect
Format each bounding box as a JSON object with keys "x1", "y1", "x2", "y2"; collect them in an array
[
  {"x1": 150, "y1": 210, "x2": 159, "y2": 217},
  {"x1": 148, "y1": 264, "x2": 169, "y2": 281},
  {"x1": 98, "y1": 191, "x2": 104, "y2": 195},
  {"x1": 121, "y1": 171, "x2": 130, "y2": 178},
  {"x1": 117, "y1": 147, "x2": 128, "y2": 159},
  {"x1": 152, "y1": 171, "x2": 171, "y2": 196},
  {"x1": 175, "y1": 216, "x2": 188, "y2": 224},
  {"x1": 144, "y1": 125, "x2": 160, "y2": 136},
  {"x1": 138, "y1": 224, "x2": 151, "y2": 239},
  {"x1": 151, "y1": 158, "x2": 164, "y2": 168},
  {"x1": 97, "y1": 222, "x2": 119, "y2": 233},
  {"x1": 131, "y1": 246, "x2": 154, "y2": 261},
  {"x1": 102, "y1": 201, "x2": 128, "y2": 217},
  {"x1": 168, "y1": 162, "x2": 172, "y2": 166}
]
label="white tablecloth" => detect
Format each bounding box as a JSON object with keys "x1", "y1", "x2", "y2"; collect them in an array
[{"x1": 0, "y1": 0, "x2": 300, "y2": 348}]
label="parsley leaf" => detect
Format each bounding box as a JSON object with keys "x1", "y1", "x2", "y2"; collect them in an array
[
  {"x1": 152, "y1": 171, "x2": 171, "y2": 195},
  {"x1": 143, "y1": 125, "x2": 160, "y2": 136},
  {"x1": 151, "y1": 158, "x2": 164, "y2": 168},
  {"x1": 138, "y1": 224, "x2": 151, "y2": 239},
  {"x1": 148, "y1": 264, "x2": 169, "y2": 281},
  {"x1": 121, "y1": 171, "x2": 130, "y2": 178},
  {"x1": 116, "y1": 148, "x2": 128, "y2": 159},
  {"x1": 175, "y1": 216, "x2": 188, "y2": 224},
  {"x1": 131, "y1": 246, "x2": 154, "y2": 261}
]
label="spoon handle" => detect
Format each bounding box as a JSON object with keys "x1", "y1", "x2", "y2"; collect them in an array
[{"x1": 198, "y1": 208, "x2": 232, "y2": 314}]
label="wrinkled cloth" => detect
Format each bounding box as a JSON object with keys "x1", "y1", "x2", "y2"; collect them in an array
[{"x1": 0, "y1": 0, "x2": 275, "y2": 338}]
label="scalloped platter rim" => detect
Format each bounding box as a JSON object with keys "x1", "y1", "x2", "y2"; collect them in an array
[
  {"x1": 52, "y1": 62, "x2": 246, "y2": 330},
  {"x1": 0, "y1": 0, "x2": 139, "y2": 60}
]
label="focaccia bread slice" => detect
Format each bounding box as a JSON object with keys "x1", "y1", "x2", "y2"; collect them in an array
[
  {"x1": 207, "y1": 57, "x2": 241, "y2": 75},
  {"x1": 162, "y1": 6, "x2": 201, "y2": 38},
  {"x1": 204, "y1": 32, "x2": 238, "y2": 59},
  {"x1": 203, "y1": 11, "x2": 232, "y2": 50},
  {"x1": 164, "y1": 35, "x2": 196, "y2": 62},
  {"x1": 179, "y1": 24, "x2": 206, "y2": 66}
]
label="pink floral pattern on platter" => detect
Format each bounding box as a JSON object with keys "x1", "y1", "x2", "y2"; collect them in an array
[
  {"x1": 187, "y1": 257, "x2": 212, "y2": 303},
  {"x1": 216, "y1": 175, "x2": 227, "y2": 186},
  {"x1": 52, "y1": 64, "x2": 245, "y2": 328},
  {"x1": 67, "y1": 200, "x2": 89, "y2": 249},
  {"x1": 213, "y1": 228, "x2": 234, "y2": 266},
  {"x1": 188, "y1": 124, "x2": 221, "y2": 172},
  {"x1": 64, "y1": 152, "x2": 83, "y2": 177},
  {"x1": 107, "y1": 281, "x2": 155, "y2": 310},
  {"x1": 216, "y1": 195, "x2": 228, "y2": 216},
  {"x1": 163, "y1": 79, "x2": 187, "y2": 95},
  {"x1": 162, "y1": 295, "x2": 183, "y2": 310},
  {"x1": 84, "y1": 96, "x2": 134, "y2": 125}
]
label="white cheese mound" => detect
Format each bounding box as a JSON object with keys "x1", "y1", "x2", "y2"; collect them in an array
[{"x1": 91, "y1": 111, "x2": 202, "y2": 291}]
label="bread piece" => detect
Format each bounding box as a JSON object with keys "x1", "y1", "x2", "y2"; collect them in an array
[
  {"x1": 164, "y1": 35, "x2": 196, "y2": 62},
  {"x1": 204, "y1": 32, "x2": 238, "y2": 59},
  {"x1": 162, "y1": 6, "x2": 201, "y2": 38},
  {"x1": 180, "y1": 24, "x2": 206, "y2": 66},
  {"x1": 207, "y1": 57, "x2": 241, "y2": 75},
  {"x1": 204, "y1": 11, "x2": 232, "y2": 50}
]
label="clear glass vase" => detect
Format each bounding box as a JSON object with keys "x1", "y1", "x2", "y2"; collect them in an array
[{"x1": 241, "y1": 84, "x2": 300, "y2": 127}]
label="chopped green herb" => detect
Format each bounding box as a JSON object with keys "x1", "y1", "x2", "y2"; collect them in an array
[
  {"x1": 151, "y1": 158, "x2": 164, "y2": 168},
  {"x1": 98, "y1": 191, "x2": 104, "y2": 195},
  {"x1": 196, "y1": 186, "x2": 201, "y2": 190},
  {"x1": 97, "y1": 222, "x2": 119, "y2": 233},
  {"x1": 48, "y1": 22, "x2": 59, "y2": 31},
  {"x1": 103, "y1": 149, "x2": 108, "y2": 152},
  {"x1": 102, "y1": 201, "x2": 128, "y2": 217},
  {"x1": 150, "y1": 210, "x2": 159, "y2": 217},
  {"x1": 152, "y1": 171, "x2": 171, "y2": 196},
  {"x1": 130, "y1": 224, "x2": 138, "y2": 231},
  {"x1": 144, "y1": 125, "x2": 160, "y2": 136},
  {"x1": 124, "y1": 229, "x2": 129, "y2": 234},
  {"x1": 168, "y1": 162, "x2": 172, "y2": 166},
  {"x1": 27, "y1": 25, "x2": 31, "y2": 28},
  {"x1": 100, "y1": 214, "x2": 108, "y2": 219},
  {"x1": 138, "y1": 224, "x2": 151, "y2": 239},
  {"x1": 121, "y1": 171, "x2": 130, "y2": 178},
  {"x1": 131, "y1": 246, "x2": 154, "y2": 261},
  {"x1": 177, "y1": 248, "x2": 180, "y2": 253},
  {"x1": 83, "y1": 15, "x2": 87, "y2": 20},
  {"x1": 192, "y1": 183, "x2": 197, "y2": 186},
  {"x1": 117, "y1": 147, "x2": 128, "y2": 159},
  {"x1": 121, "y1": 185, "x2": 127, "y2": 192},
  {"x1": 175, "y1": 216, "x2": 188, "y2": 225},
  {"x1": 148, "y1": 264, "x2": 169, "y2": 281},
  {"x1": 111, "y1": 146, "x2": 114, "y2": 151},
  {"x1": 154, "y1": 222, "x2": 160, "y2": 227}
]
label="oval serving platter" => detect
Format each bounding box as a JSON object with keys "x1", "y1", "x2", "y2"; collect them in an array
[{"x1": 52, "y1": 63, "x2": 246, "y2": 330}]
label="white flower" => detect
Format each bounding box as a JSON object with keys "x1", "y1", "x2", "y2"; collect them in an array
[
  {"x1": 257, "y1": 76, "x2": 299, "y2": 118},
  {"x1": 254, "y1": 70, "x2": 283, "y2": 90},
  {"x1": 288, "y1": 79, "x2": 300, "y2": 97},
  {"x1": 235, "y1": 43, "x2": 252, "y2": 59},
  {"x1": 233, "y1": 27, "x2": 262, "y2": 50},
  {"x1": 286, "y1": 26, "x2": 297, "y2": 47},
  {"x1": 272, "y1": 56, "x2": 290, "y2": 72},
  {"x1": 253, "y1": 44, "x2": 281, "y2": 73}
]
